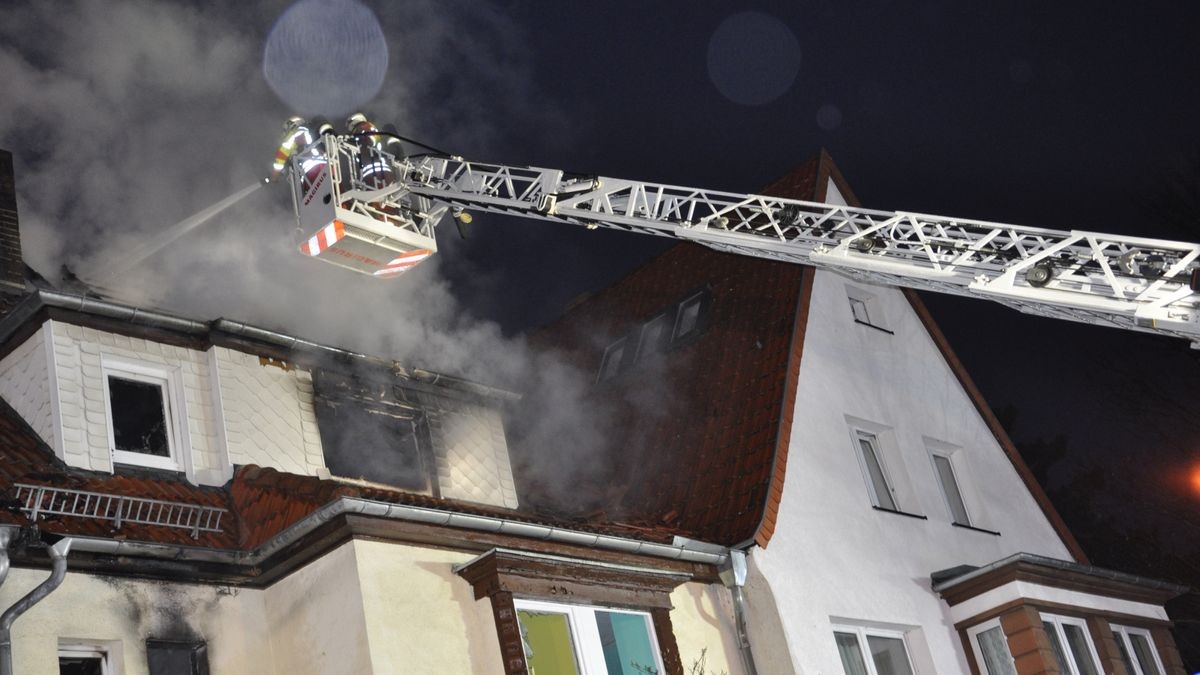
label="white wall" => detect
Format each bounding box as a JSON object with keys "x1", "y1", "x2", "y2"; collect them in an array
[
  {"x1": 0, "y1": 324, "x2": 53, "y2": 445},
  {"x1": 3, "y1": 566, "x2": 273, "y2": 675},
  {"x1": 212, "y1": 347, "x2": 326, "y2": 477},
  {"x1": 750, "y1": 268, "x2": 1075, "y2": 675},
  {"x1": 670, "y1": 583, "x2": 748, "y2": 675}
]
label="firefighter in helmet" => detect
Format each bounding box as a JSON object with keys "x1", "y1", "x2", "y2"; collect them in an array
[
  {"x1": 272, "y1": 117, "x2": 329, "y2": 191},
  {"x1": 346, "y1": 112, "x2": 395, "y2": 189}
]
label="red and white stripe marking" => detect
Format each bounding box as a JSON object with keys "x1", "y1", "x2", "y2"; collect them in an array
[
  {"x1": 300, "y1": 220, "x2": 345, "y2": 256},
  {"x1": 373, "y1": 249, "x2": 434, "y2": 278}
]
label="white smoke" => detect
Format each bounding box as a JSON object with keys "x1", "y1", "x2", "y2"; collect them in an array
[{"x1": 0, "y1": 0, "x2": 610, "y2": 504}]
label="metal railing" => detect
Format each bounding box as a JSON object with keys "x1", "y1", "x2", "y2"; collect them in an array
[{"x1": 12, "y1": 483, "x2": 226, "y2": 539}]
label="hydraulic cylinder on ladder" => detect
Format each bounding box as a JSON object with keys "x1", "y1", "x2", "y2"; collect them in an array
[{"x1": 281, "y1": 129, "x2": 1200, "y2": 347}]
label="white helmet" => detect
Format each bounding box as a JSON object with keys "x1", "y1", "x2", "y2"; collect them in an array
[
  {"x1": 283, "y1": 116, "x2": 305, "y2": 131},
  {"x1": 346, "y1": 112, "x2": 370, "y2": 131}
]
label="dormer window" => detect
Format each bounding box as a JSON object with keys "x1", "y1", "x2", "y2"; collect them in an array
[
  {"x1": 102, "y1": 358, "x2": 185, "y2": 472},
  {"x1": 673, "y1": 292, "x2": 704, "y2": 339}
]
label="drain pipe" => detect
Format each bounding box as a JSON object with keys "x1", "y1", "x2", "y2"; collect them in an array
[
  {"x1": 0, "y1": 538, "x2": 72, "y2": 675},
  {"x1": 719, "y1": 549, "x2": 759, "y2": 675}
]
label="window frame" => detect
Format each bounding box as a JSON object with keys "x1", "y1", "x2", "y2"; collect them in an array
[
  {"x1": 101, "y1": 356, "x2": 188, "y2": 472},
  {"x1": 929, "y1": 451, "x2": 971, "y2": 526},
  {"x1": 1039, "y1": 613, "x2": 1103, "y2": 675},
  {"x1": 845, "y1": 285, "x2": 893, "y2": 333},
  {"x1": 853, "y1": 430, "x2": 900, "y2": 511},
  {"x1": 635, "y1": 313, "x2": 672, "y2": 362},
  {"x1": 514, "y1": 597, "x2": 665, "y2": 675},
  {"x1": 58, "y1": 643, "x2": 115, "y2": 675},
  {"x1": 966, "y1": 617, "x2": 1016, "y2": 675},
  {"x1": 596, "y1": 337, "x2": 628, "y2": 383},
  {"x1": 831, "y1": 623, "x2": 918, "y2": 675},
  {"x1": 1109, "y1": 624, "x2": 1166, "y2": 675},
  {"x1": 672, "y1": 291, "x2": 705, "y2": 340}
]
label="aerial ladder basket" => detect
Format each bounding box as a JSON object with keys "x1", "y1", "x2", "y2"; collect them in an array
[{"x1": 286, "y1": 135, "x2": 442, "y2": 279}]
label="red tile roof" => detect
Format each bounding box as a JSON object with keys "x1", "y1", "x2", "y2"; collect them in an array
[{"x1": 517, "y1": 152, "x2": 838, "y2": 547}]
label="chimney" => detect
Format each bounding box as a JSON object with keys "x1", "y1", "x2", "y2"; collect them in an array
[
  {"x1": 0, "y1": 151, "x2": 23, "y2": 287},
  {"x1": 0, "y1": 150, "x2": 26, "y2": 310}
]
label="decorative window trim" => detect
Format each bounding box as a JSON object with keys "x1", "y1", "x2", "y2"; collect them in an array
[
  {"x1": 1040, "y1": 612, "x2": 1104, "y2": 675},
  {"x1": 101, "y1": 355, "x2": 190, "y2": 473},
  {"x1": 831, "y1": 622, "x2": 918, "y2": 675},
  {"x1": 966, "y1": 617, "x2": 1016, "y2": 675},
  {"x1": 1109, "y1": 624, "x2": 1167, "y2": 675},
  {"x1": 456, "y1": 548, "x2": 689, "y2": 675}
]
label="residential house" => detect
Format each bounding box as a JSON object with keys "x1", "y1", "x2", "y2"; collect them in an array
[{"x1": 524, "y1": 150, "x2": 1190, "y2": 675}]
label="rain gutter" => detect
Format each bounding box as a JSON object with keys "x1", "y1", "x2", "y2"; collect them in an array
[{"x1": 61, "y1": 496, "x2": 729, "y2": 568}]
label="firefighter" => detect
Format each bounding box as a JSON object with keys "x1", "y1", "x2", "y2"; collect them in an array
[
  {"x1": 345, "y1": 112, "x2": 394, "y2": 189},
  {"x1": 272, "y1": 117, "x2": 328, "y2": 191}
]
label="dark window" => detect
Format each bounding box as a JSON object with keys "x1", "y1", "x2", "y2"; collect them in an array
[
  {"x1": 597, "y1": 338, "x2": 627, "y2": 382},
  {"x1": 108, "y1": 376, "x2": 169, "y2": 457},
  {"x1": 313, "y1": 370, "x2": 430, "y2": 491},
  {"x1": 636, "y1": 314, "x2": 671, "y2": 361},
  {"x1": 674, "y1": 294, "x2": 703, "y2": 339},
  {"x1": 58, "y1": 656, "x2": 104, "y2": 675},
  {"x1": 147, "y1": 640, "x2": 209, "y2": 675}
]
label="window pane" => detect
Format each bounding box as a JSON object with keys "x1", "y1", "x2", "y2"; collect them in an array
[
  {"x1": 834, "y1": 632, "x2": 869, "y2": 675},
  {"x1": 1062, "y1": 623, "x2": 1099, "y2": 675},
  {"x1": 518, "y1": 610, "x2": 581, "y2": 675},
  {"x1": 933, "y1": 455, "x2": 970, "y2": 525},
  {"x1": 849, "y1": 298, "x2": 870, "y2": 324},
  {"x1": 1043, "y1": 621, "x2": 1071, "y2": 674},
  {"x1": 109, "y1": 376, "x2": 169, "y2": 456},
  {"x1": 976, "y1": 626, "x2": 1017, "y2": 675},
  {"x1": 147, "y1": 640, "x2": 208, "y2": 675},
  {"x1": 638, "y1": 316, "x2": 670, "y2": 360},
  {"x1": 596, "y1": 610, "x2": 658, "y2": 675},
  {"x1": 859, "y1": 437, "x2": 897, "y2": 510},
  {"x1": 866, "y1": 635, "x2": 914, "y2": 675},
  {"x1": 601, "y1": 341, "x2": 626, "y2": 381},
  {"x1": 1115, "y1": 636, "x2": 1138, "y2": 675},
  {"x1": 675, "y1": 298, "x2": 701, "y2": 338},
  {"x1": 59, "y1": 657, "x2": 104, "y2": 675},
  {"x1": 1129, "y1": 634, "x2": 1162, "y2": 675}
]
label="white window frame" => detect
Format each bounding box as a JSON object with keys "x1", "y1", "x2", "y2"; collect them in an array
[
  {"x1": 672, "y1": 292, "x2": 704, "y2": 339},
  {"x1": 1040, "y1": 613, "x2": 1103, "y2": 675},
  {"x1": 852, "y1": 430, "x2": 900, "y2": 510},
  {"x1": 831, "y1": 623, "x2": 918, "y2": 675},
  {"x1": 966, "y1": 618, "x2": 1016, "y2": 675},
  {"x1": 929, "y1": 450, "x2": 971, "y2": 526},
  {"x1": 514, "y1": 597, "x2": 665, "y2": 675},
  {"x1": 58, "y1": 642, "x2": 116, "y2": 675},
  {"x1": 101, "y1": 356, "x2": 188, "y2": 472},
  {"x1": 596, "y1": 338, "x2": 627, "y2": 383},
  {"x1": 1109, "y1": 624, "x2": 1166, "y2": 675}
]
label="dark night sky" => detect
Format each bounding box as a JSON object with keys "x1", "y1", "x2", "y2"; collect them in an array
[{"x1": 2, "y1": 0, "x2": 1199, "y2": 616}]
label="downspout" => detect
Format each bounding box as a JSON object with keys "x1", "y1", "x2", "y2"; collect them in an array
[
  {"x1": 719, "y1": 549, "x2": 758, "y2": 675},
  {"x1": 0, "y1": 538, "x2": 73, "y2": 675}
]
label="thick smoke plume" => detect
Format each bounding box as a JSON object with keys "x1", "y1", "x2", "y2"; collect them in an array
[{"x1": 0, "y1": 0, "x2": 610, "y2": 509}]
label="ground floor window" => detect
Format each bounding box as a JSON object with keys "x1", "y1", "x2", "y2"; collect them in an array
[
  {"x1": 832, "y1": 624, "x2": 915, "y2": 675},
  {"x1": 966, "y1": 618, "x2": 1016, "y2": 675},
  {"x1": 1040, "y1": 613, "x2": 1102, "y2": 675},
  {"x1": 58, "y1": 644, "x2": 112, "y2": 675},
  {"x1": 1110, "y1": 625, "x2": 1165, "y2": 675},
  {"x1": 515, "y1": 598, "x2": 664, "y2": 675}
]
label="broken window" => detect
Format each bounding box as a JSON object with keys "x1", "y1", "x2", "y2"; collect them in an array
[
  {"x1": 313, "y1": 369, "x2": 430, "y2": 492},
  {"x1": 147, "y1": 640, "x2": 209, "y2": 675},
  {"x1": 58, "y1": 644, "x2": 111, "y2": 675}
]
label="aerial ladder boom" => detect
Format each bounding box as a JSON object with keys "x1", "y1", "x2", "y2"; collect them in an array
[{"x1": 288, "y1": 134, "x2": 1200, "y2": 346}]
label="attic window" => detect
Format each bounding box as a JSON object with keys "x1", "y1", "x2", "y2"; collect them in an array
[
  {"x1": 636, "y1": 314, "x2": 671, "y2": 360},
  {"x1": 102, "y1": 359, "x2": 184, "y2": 472},
  {"x1": 597, "y1": 338, "x2": 627, "y2": 383},
  {"x1": 674, "y1": 292, "x2": 704, "y2": 339},
  {"x1": 846, "y1": 285, "x2": 892, "y2": 333},
  {"x1": 313, "y1": 370, "x2": 431, "y2": 492}
]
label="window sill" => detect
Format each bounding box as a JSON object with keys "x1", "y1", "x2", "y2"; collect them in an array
[
  {"x1": 854, "y1": 319, "x2": 894, "y2": 335},
  {"x1": 872, "y1": 506, "x2": 927, "y2": 520},
  {"x1": 952, "y1": 522, "x2": 1001, "y2": 536}
]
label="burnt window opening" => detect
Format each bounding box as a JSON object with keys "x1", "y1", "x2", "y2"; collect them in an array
[
  {"x1": 108, "y1": 376, "x2": 170, "y2": 457},
  {"x1": 313, "y1": 370, "x2": 433, "y2": 493},
  {"x1": 58, "y1": 648, "x2": 107, "y2": 675},
  {"x1": 147, "y1": 640, "x2": 209, "y2": 675}
]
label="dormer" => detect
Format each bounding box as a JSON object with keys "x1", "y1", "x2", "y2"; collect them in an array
[{"x1": 0, "y1": 297, "x2": 518, "y2": 510}]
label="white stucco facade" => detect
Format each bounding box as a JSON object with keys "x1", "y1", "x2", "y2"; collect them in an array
[
  {"x1": 746, "y1": 267, "x2": 1075, "y2": 675},
  {"x1": 1, "y1": 538, "x2": 744, "y2": 674}
]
